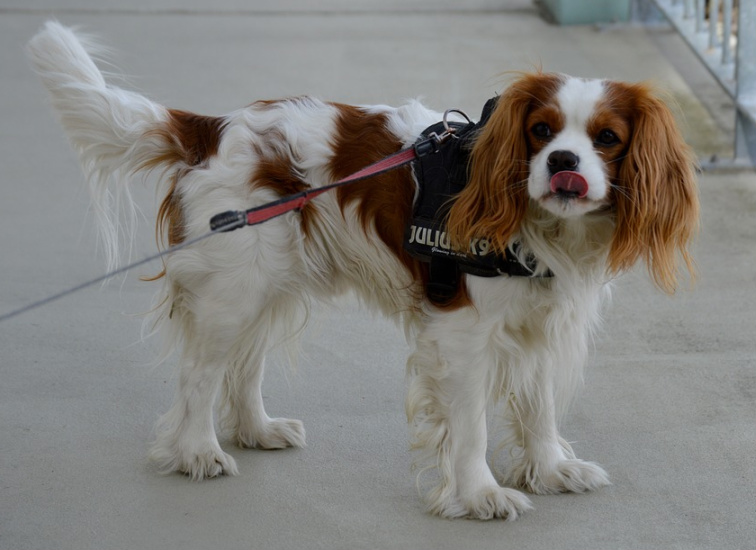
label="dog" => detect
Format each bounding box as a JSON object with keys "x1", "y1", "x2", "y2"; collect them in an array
[{"x1": 28, "y1": 21, "x2": 698, "y2": 520}]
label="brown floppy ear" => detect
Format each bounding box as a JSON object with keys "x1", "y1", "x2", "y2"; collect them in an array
[
  {"x1": 608, "y1": 83, "x2": 700, "y2": 293},
  {"x1": 446, "y1": 73, "x2": 564, "y2": 254}
]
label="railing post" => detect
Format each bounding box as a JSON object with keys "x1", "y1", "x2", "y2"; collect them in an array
[
  {"x1": 722, "y1": 0, "x2": 733, "y2": 65},
  {"x1": 708, "y1": 0, "x2": 720, "y2": 48},
  {"x1": 695, "y1": 0, "x2": 706, "y2": 31}
]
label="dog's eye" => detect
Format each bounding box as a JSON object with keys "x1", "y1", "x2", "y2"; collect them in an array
[
  {"x1": 595, "y1": 128, "x2": 620, "y2": 146},
  {"x1": 531, "y1": 122, "x2": 552, "y2": 140}
]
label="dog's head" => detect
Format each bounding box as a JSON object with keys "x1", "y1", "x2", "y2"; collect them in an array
[{"x1": 447, "y1": 72, "x2": 699, "y2": 292}]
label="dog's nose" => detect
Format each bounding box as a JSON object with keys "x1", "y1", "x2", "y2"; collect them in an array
[{"x1": 547, "y1": 150, "x2": 579, "y2": 175}]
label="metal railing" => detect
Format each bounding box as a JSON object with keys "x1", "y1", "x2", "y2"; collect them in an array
[{"x1": 638, "y1": 0, "x2": 756, "y2": 167}]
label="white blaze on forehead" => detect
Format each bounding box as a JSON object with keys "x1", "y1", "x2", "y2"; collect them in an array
[{"x1": 556, "y1": 77, "x2": 605, "y2": 129}]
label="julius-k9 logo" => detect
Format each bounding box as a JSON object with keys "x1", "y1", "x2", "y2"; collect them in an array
[{"x1": 407, "y1": 224, "x2": 493, "y2": 257}]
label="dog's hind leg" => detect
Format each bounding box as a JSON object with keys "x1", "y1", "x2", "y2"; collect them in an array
[
  {"x1": 149, "y1": 313, "x2": 239, "y2": 480},
  {"x1": 220, "y1": 293, "x2": 307, "y2": 451},
  {"x1": 149, "y1": 276, "x2": 305, "y2": 479}
]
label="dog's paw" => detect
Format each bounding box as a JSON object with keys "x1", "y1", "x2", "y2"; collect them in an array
[
  {"x1": 183, "y1": 448, "x2": 239, "y2": 480},
  {"x1": 430, "y1": 485, "x2": 533, "y2": 521},
  {"x1": 150, "y1": 440, "x2": 239, "y2": 481},
  {"x1": 509, "y1": 458, "x2": 611, "y2": 495},
  {"x1": 237, "y1": 417, "x2": 306, "y2": 450},
  {"x1": 463, "y1": 486, "x2": 533, "y2": 521}
]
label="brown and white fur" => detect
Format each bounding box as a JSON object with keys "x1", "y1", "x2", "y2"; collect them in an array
[{"x1": 28, "y1": 22, "x2": 698, "y2": 520}]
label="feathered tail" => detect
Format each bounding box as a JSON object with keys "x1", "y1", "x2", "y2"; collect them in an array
[{"x1": 27, "y1": 21, "x2": 174, "y2": 270}]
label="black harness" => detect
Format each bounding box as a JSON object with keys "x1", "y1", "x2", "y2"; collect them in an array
[{"x1": 403, "y1": 97, "x2": 549, "y2": 304}]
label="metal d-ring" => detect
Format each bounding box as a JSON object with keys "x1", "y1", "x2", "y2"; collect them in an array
[{"x1": 442, "y1": 108, "x2": 472, "y2": 138}]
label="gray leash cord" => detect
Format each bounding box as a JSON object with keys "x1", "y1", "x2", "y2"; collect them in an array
[{"x1": 0, "y1": 227, "x2": 223, "y2": 324}]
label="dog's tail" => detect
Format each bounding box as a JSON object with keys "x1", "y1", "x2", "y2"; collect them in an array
[{"x1": 27, "y1": 21, "x2": 190, "y2": 270}]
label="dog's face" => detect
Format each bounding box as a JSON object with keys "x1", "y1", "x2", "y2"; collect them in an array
[
  {"x1": 526, "y1": 77, "x2": 628, "y2": 219},
  {"x1": 446, "y1": 72, "x2": 699, "y2": 293}
]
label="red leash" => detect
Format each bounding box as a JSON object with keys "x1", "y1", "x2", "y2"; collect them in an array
[{"x1": 209, "y1": 129, "x2": 454, "y2": 234}]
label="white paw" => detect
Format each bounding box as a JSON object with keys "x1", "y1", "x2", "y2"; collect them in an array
[
  {"x1": 463, "y1": 486, "x2": 534, "y2": 520},
  {"x1": 150, "y1": 440, "x2": 239, "y2": 481},
  {"x1": 237, "y1": 417, "x2": 306, "y2": 450},
  {"x1": 429, "y1": 485, "x2": 533, "y2": 521},
  {"x1": 509, "y1": 458, "x2": 611, "y2": 495}
]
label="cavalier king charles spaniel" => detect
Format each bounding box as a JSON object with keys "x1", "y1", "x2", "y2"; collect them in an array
[{"x1": 29, "y1": 22, "x2": 698, "y2": 520}]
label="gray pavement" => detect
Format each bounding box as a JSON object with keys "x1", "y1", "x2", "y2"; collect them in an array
[{"x1": 1, "y1": 2, "x2": 755, "y2": 549}]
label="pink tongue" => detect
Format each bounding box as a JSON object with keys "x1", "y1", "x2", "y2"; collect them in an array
[{"x1": 550, "y1": 171, "x2": 589, "y2": 198}]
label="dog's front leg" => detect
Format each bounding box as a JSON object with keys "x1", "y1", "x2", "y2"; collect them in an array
[
  {"x1": 505, "y1": 361, "x2": 611, "y2": 495},
  {"x1": 407, "y1": 313, "x2": 532, "y2": 520}
]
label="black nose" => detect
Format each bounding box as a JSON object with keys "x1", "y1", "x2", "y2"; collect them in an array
[{"x1": 547, "y1": 150, "x2": 579, "y2": 175}]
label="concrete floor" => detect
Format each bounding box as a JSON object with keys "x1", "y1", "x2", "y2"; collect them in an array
[{"x1": 1, "y1": 2, "x2": 754, "y2": 549}]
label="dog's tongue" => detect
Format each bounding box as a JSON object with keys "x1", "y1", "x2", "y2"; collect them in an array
[{"x1": 550, "y1": 171, "x2": 589, "y2": 199}]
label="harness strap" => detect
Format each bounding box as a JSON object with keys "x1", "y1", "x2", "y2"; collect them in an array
[{"x1": 405, "y1": 97, "x2": 551, "y2": 304}]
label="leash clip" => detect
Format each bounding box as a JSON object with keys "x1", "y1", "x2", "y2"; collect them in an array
[{"x1": 210, "y1": 210, "x2": 247, "y2": 232}]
